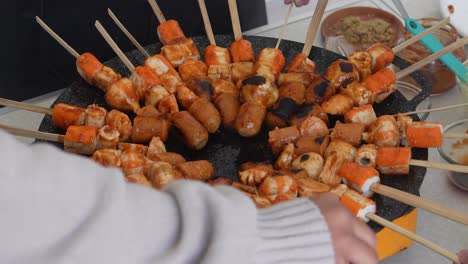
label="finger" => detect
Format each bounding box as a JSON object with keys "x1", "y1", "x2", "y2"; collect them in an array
[
  {"x1": 458, "y1": 249, "x2": 468, "y2": 264},
  {"x1": 353, "y1": 219, "x2": 377, "y2": 248},
  {"x1": 294, "y1": 0, "x2": 310, "y2": 7},
  {"x1": 345, "y1": 237, "x2": 378, "y2": 264},
  {"x1": 284, "y1": 0, "x2": 293, "y2": 4}
]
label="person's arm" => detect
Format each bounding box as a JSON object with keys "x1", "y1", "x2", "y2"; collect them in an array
[{"x1": 0, "y1": 130, "x2": 336, "y2": 263}]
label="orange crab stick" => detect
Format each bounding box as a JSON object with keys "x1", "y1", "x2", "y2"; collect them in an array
[
  {"x1": 363, "y1": 67, "x2": 397, "y2": 103},
  {"x1": 286, "y1": 53, "x2": 316, "y2": 73},
  {"x1": 157, "y1": 20, "x2": 186, "y2": 45},
  {"x1": 52, "y1": 103, "x2": 86, "y2": 130},
  {"x1": 367, "y1": 43, "x2": 395, "y2": 73},
  {"x1": 64, "y1": 125, "x2": 98, "y2": 155},
  {"x1": 338, "y1": 162, "x2": 380, "y2": 197},
  {"x1": 230, "y1": 39, "x2": 255, "y2": 63},
  {"x1": 340, "y1": 189, "x2": 376, "y2": 222},
  {"x1": 406, "y1": 122, "x2": 443, "y2": 148},
  {"x1": 376, "y1": 147, "x2": 412, "y2": 175},
  {"x1": 76, "y1": 52, "x2": 104, "y2": 86},
  {"x1": 205, "y1": 45, "x2": 232, "y2": 66}
]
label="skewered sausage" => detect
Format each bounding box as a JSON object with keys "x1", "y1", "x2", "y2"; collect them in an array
[
  {"x1": 287, "y1": 53, "x2": 316, "y2": 73},
  {"x1": 406, "y1": 122, "x2": 443, "y2": 148},
  {"x1": 105, "y1": 110, "x2": 132, "y2": 142},
  {"x1": 291, "y1": 152, "x2": 324, "y2": 180},
  {"x1": 186, "y1": 76, "x2": 214, "y2": 101},
  {"x1": 158, "y1": 94, "x2": 179, "y2": 114},
  {"x1": 367, "y1": 43, "x2": 394, "y2": 73},
  {"x1": 52, "y1": 103, "x2": 86, "y2": 130},
  {"x1": 355, "y1": 144, "x2": 378, "y2": 167},
  {"x1": 90, "y1": 149, "x2": 122, "y2": 168},
  {"x1": 126, "y1": 173, "x2": 152, "y2": 187},
  {"x1": 254, "y1": 48, "x2": 286, "y2": 82},
  {"x1": 257, "y1": 176, "x2": 298, "y2": 203},
  {"x1": 97, "y1": 125, "x2": 120, "y2": 150},
  {"x1": 147, "y1": 152, "x2": 186, "y2": 166},
  {"x1": 157, "y1": 20, "x2": 186, "y2": 45},
  {"x1": 324, "y1": 59, "x2": 360, "y2": 89},
  {"x1": 178, "y1": 58, "x2": 208, "y2": 82},
  {"x1": 295, "y1": 135, "x2": 330, "y2": 157},
  {"x1": 325, "y1": 140, "x2": 357, "y2": 161},
  {"x1": 268, "y1": 125, "x2": 301, "y2": 156},
  {"x1": 161, "y1": 38, "x2": 201, "y2": 67},
  {"x1": 344, "y1": 104, "x2": 377, "y2": 128},
  {"x1": 278, "y1": 72, "x2": 317, "y2": 87},
  {"x1": 338, "y1": 162, "x2": 380, "y2": 197},
  {"x1": 321, "y1": 94, "x2": 354, "y2": 115},
  {"x1": 117, "y1": 142, "x2": 148, "y2": 155},
  {"x1": 348, "y1": 51, "x2": 372, "y2": 80},
  {"x1": 205, "y1": 45, "x2": 232, "y2": 66},
  {"x1": 340, "y1": 189, "x2": 376, "y2": 222},
  {"x1": 304, "y1": 75, "x2": 336, "y2": 104},
  {"x1": 363, "y1": 115, "x2": 400, "y2": 147},
  {"x1": 64, "y1": 125, "x2": 98, "y2": 155},
  {"x1": 279, "y1": 82, "x2": 306, "y2": 105},
  {"x1": 105, "y1": 78, "x2": 140, "y2": 113},
  {"x1": 240, "y1": 76, "x2": 279, "y2": 108},
  {"x1": 189, "y1": 97, "x2": 221, "y2": 133},
  {"x1": 235, "y1": 102, "x2": 267, "y2": 138},
  {"x1": 363, "y1": 68, "x2": 396, "y2": 103},
  {"x1": 330, "y1": 122, "x2": 365, "y2": 147},
  {"x1": 146, "y1": 161, "x2": 178, "y2": 189},
  {"x1": 171, "y1": 111, "x2": 209, "y2": 150},
  {"x1": 230, "y1": 39, "x2": 255, "y2": 63},
  {"x1": 376, "y1": 147, "x2": 411, "y2": 175},
  {"x1": 76, "y1": 52, "x2": 103, "y2": 87},
  {"x1": 268, "y1": 98, "x2": 299, "y2": 127},
  {"x1": 175, "y1": 160, "x2": 215, "y2": 181},
  {"x1": 94, "y1": 66, "x2": 122, "y2": 92},
  {"x1": 84, "y1": 104, "x2": 107, "y2": 128},
  {"x1": 214, "y1": 93, "x2": 240, "y2": 130},
  {"x1": 291, "y1": 104, "x2": 330, "y2": 127},
  {"x1": 265, "y1": 111, "x2": 289, "y2": 129},
  {"x1": 318, "y1": 154, "x2": 345, "y2": 187},
  {"x1": 120, "y1": 150, "x2": 147, "y2": 176},
  {"x1": 298, "y1": 116, "x2": 329, "y2": 138},
  {"x1": 231, "y1": 62, "x2": 255, "y2": 83},
  {"x1": 131, "y1": 116, "x2": 170, "y2": 144},
  {"x1": 275, "y1": 143, "x2": 296, "y2": 170}
]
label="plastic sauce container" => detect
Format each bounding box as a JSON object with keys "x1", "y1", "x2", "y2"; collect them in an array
[{"x1": 397, "y1": 18, "x2": 466, "y2": 95}]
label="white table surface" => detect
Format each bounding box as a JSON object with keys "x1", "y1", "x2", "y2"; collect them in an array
[{"x1": 0, "y1": 0, "x2": 466, "y2": 263}]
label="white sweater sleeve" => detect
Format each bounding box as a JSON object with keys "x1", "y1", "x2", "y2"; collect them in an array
[{"x1": 0, "y1": 130, "x2": 334, "y2": 264}]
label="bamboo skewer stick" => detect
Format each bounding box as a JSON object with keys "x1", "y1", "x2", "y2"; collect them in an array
[
  {"x1": 372, "y1": 184, "x2": 468, "y2": 225},
  {"x1": 197, "y1": 0, "x2": 216, "y2": 46},
  {"x1": 228, "y1": 0, "x2": 243, "y2": 41},
  {"x1": 367, "y1": 213, "x2": 461, "y2": 263},
  {"x1": 0, "y1": 98, "x2": 53, "y2": 115},
  {"x1": 396, "y1": 37, "x2": 468, "y2": 79},
  {"x1": 392, "y1": 17, "x2": 451, "y2": 53},
  {"x1": 148, "y1": 0, "x2": 166, "y2": 23},
  {"x1": 302, "y1": 0, "x2": 328, "y2": 56},
  {"x1": 35, "y1": 16, "x2": 80, "y2": 59},
  {"x1": 392, "y1": 102, "x2": 468, "y2": 116},
  {"x1": 410, "y1": 159, "x2": 468, "y2": 173},
  {"x1": 0, "y1": 123, "x2": 64, "y2": 143},
  {"x1": 275, "y1": 3, "x2": 294, "y2": 49},
  {"x1": 95, "y1": 20, "x2": 136, "y2": 73},
  {"x1": 444, "y1": 133, "x2": 468, "y2": 139},
  {"x1": 107, "y1": 9, "x2": 151, "y2": 58}
]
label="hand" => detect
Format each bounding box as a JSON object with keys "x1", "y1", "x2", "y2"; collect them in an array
[
  {"x1": 312, "y1": 193, "x2": 378, "y2": 264},
  {"x1": 459, "y1": 249, "x2": 468, "y2": 264},
  {"x1": 284, "y1": 0, "x2": 310, "y2": 7}
]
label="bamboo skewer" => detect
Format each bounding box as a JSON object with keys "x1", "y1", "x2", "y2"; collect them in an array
[
  {"x1": 228, "y1": 0, "x2": 243, "y2": 41},
  {"x1": 392, "y1": 17, "x2": 451, "y2": 53},
  {"x1": 372, "y1": 184, "x2": 468, "y2": 225},
  {"x1": 392, "y1": 102, "x2": 468, "y2": 117},
  {"x1": 444, "y1": 133, "x2": 468, "y2": 139},
  {"x1": 0, "y1": 123, "x2": 64, "y2": 143},
  {"x1": 35, "y1": 16, "x2": 80, "y2": 59},
  {"x1": 367, "y1": 213, "x2": 460, "y2": 263},
  {"x1": 275, "y1": 3, "x2": 294, "y2": 49},
  {"x1": 396, "y1": 37, "x2": 468, "y2": 79},
  {"x1": 95, "y1": 20, "x2": 136, "y2": 73},
  {"x1": 197, "y1": 0, "x2": 216, "y2": 46},
  {"x1": 148, "y1": 0, "x2": 166, "y2": 23},
  {"x1": 0, "y1": 98, "x2": 53, "y2": 115},
  {"x1": 410, "y1": 159, "x2": 468, "y2": 173},
  {"x1": 107, "y1": 9, "x2": 151, "y2": 58},
  {"x1": 302, "y1": 0, "x2": 328, "y2": 56}
]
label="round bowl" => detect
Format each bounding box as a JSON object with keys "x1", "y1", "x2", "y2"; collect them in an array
[
  {"x1": 396, "y1": 81, "x2": 432, "y2": 121},
  {"x1": 456, "y1": 59, "x2": 468, "y2": 98},
  {"x1": 437, "y1": 119, "x2": 468, "y2": 191}
]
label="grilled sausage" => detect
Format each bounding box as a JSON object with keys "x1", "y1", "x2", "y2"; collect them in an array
[
  {"x1": 330, "y1": 122, "x2": 365, "y2": 147},
  {"x1": 324, "y1": 59, "x2": 360, "y2": 89},
  {"x1": 214, "y1": 93, "x2": 240, "y2": 130},
  {"x1": 294, "y1": 135, "x2": 330, "y2": 157},
  {"x1": 235, "y1": 102, "x2": 267, "y2": 137},
  {"x1": 291, "y1": 104, "x2": 330, "y2": 127},
  {"x1": 147, "y1": 152, "x2": 186, "y2": 166},
  {"x1": 240, "y1": 76, "x2": 279, "y2": 108},
  {"x1": 131, "y1": 116, "x2": 170, "y2": 144},
  {"x1": 188, "y1": 97, "x2": 222, "y2": 133},
  {"x1": 321, "y1": 94, "x2": 354, "y2": 115},
  {"x1": 171, "y1": 111, "x2": 209, "y2": 150},
  {"x1": 175, "y1": 160, "x2": 215, "y2": 181},
  {"x1": 186, "y1": 76, "x2": 214, "y2": 101},
  {"x1": 268, "y1": 125, "x2": 301, "y2": 156},
  {"x1": 279, "y1": 82, "x2": 306, "y2": 105},
  {"x1": 304, "y1": 75, "x2": 336, "y2": 104}
]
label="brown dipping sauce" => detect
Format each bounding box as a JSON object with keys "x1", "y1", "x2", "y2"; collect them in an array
[
  {"x1": 452, "y1": 129, "x2": 468, "y2": 165},
  {"x1": 397, "y1": 18, "x2": 466, "y2": 94}
]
